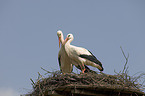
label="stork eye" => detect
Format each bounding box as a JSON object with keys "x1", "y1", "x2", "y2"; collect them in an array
[
  {"x1": 68, "y1": 35, "x2": 70, "y2": 37},
  {"x1": 58, "y1": 34, "x2": 61, "y2": 36}
]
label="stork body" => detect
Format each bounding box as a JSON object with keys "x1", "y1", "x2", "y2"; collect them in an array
[
  {"x1": 57, "y1": 31, "x2": 73, "y2": 73},
  {"x1": 64, "y1": 34, "x2": 104, "y2": 73},
  {"x1": 57, "y1": 30, "x2": 92, "y2": 73}
]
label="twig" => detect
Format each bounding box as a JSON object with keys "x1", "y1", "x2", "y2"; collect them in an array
[
  {"x1": 120, "y1": 46, "x2": 129, "y2": 73},
  {"x1": 41, "y1": 67, "x2": 51, "y2": 75},
  {"x1": 30, "y1": 78, "x2": 35, "y2": 85}
]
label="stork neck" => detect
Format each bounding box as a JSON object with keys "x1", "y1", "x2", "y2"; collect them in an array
[
  {"x1": 61, "y1": 34, "x2": 64, "y2": 44},
  {"x1": 66, "y1": 38, "x2": 73, "y2": 45}
]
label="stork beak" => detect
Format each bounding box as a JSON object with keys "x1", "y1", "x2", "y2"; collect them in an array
[
  {"x1": 64, "y1": 37, "x2": 69, "y2": 45},
  {"x1": 59, "y1": 37, "x2": 61, "y2": 48}
]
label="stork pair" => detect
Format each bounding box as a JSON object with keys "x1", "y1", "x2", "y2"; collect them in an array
[{"x1": 57, "y1": 30, "x2": 104, "y2": 74}]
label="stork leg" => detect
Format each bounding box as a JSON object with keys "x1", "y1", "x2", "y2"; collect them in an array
[
  {"x1": 80, "y1": 63, "x2": 86, "y2": 73},
  {"x1": 82, "y1": 68, "x2": 86, "y2": 73}
]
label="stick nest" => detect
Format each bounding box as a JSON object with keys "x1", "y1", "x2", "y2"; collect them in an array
[{"x1": 27, "y1": 70, "x2": 145, "y2": 96}]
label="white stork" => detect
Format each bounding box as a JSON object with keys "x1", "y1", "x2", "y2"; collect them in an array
[
  {"x1": 64, "y1": 34, "x2": 104, "y2": 73},
  {"x1": 57, "y1": 30, "x2": 92, "y2": 73},
  {"x1": 57, "y1": 30, "x2": 73, "y2": 73}
]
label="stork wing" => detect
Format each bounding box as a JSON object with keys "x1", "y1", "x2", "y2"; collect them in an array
[
  {"x1": 79, "y1": 50, "x2": 103, "y2": 68},
  {"x1": 58, "y1": 56, "x2": 62, "y2": 72}
]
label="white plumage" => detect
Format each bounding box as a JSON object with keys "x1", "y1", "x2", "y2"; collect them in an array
[
  {"x1": 57, "y1": 30, "x2": 73, "y2": 73},
  {"x1": 57, "y1": 30, "x2": 92, "y2": 73},
  {"x1": 64, "y1": 34, "x2": 104, "y2": 73}
]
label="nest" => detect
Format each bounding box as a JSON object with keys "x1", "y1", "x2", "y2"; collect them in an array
[{"x1": 26, "y1": 70, "x2": 145, "y2": 96}]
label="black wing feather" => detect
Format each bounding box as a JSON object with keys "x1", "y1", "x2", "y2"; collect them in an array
[
  {"x1": 79, "y1": 50, "x2": 103, "y2": 69},
  {"x1": 58, "y1": 56, "x2": 62, "y2": 71}
]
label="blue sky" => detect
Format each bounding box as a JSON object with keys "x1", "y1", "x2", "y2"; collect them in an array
[{"x1": 0, "y1": 0, "x2": 145, "y2": 95}]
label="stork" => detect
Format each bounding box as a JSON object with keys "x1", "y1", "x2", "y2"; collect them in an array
[
  {"x1": 57, "y1": 30, "x2": 73, "y2": 73},
  {"x1": 64, "y1": 34, "x2": 104, "y2": 73},
  {"x1": 57, "y1": 30, "x2": 92, "y2": 73}
]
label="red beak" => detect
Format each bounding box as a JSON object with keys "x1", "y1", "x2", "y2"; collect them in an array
[{"x1": 64, "y1": 37, "x2": 69, "y2": 45}]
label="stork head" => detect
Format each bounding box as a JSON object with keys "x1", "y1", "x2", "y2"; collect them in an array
[
  {"x1": 64, "y1": 34, "x2": 74, "y2": 44},
  {"x1": 57, "y1": 30, "x2": 63, "y2": 48}
]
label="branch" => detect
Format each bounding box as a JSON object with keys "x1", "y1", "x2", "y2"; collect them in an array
[{"x1": 120, "y1": 46, "x2": 129, "y2": 73}]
